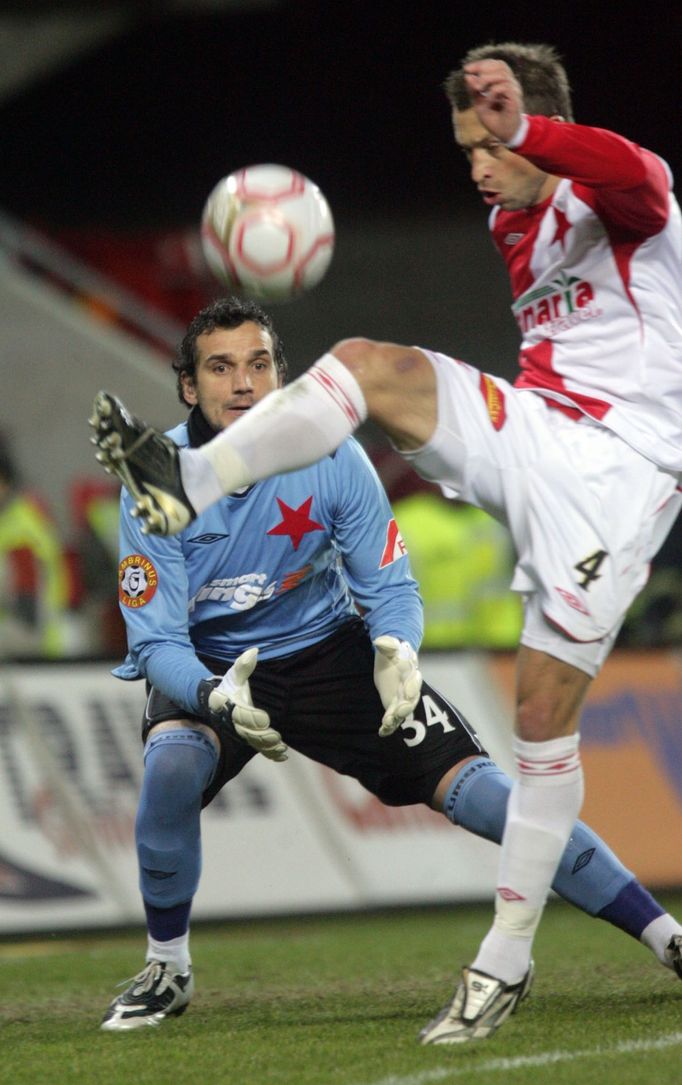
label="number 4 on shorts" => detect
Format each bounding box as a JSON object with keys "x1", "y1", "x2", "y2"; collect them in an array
[{"x1": 574, "y1": 548, "x2": 607, "y2": 590}]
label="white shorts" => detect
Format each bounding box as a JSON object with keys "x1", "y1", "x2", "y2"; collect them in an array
[{"x1": 401, "y1": 350, "x2": 681, "y2": 676}]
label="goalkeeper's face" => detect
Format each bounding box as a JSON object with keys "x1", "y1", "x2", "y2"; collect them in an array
[{"x1": 180, "y1": 322, "x2": 283, "y2": 431}]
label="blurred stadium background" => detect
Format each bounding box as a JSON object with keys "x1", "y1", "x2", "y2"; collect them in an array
[{"x1": 0, "y1": 1, "x2": 680, "y2": 934}]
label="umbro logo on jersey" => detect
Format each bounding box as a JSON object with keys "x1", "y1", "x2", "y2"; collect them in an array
[
  {"x1": 504, "y1": 232, "x2": 524, "y2": 245},
  {"x1": 187, "y1": 532, "x2": 230, "y2": 544},
  {"x1": 572, "y1": 848, "x2": 595, "y2": 874}
]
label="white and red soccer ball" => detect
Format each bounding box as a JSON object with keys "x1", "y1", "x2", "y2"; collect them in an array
[{"x1": 200, "y1": 164, "x2": 335, "y2": 302}]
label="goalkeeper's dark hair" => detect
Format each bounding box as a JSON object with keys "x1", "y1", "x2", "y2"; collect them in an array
[
  {"x1": 443, "y1": 42, "x2": 574, "y2": 122},
  {"x1": 174, "y1": 296, "x2": 288, "y2": 405}
]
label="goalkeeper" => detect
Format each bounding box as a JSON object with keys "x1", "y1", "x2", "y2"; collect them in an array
[{"x1": 100, "y1": 297, "x2": 682, "y2": 1031}]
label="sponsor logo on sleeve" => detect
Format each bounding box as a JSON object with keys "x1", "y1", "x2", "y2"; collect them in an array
[
  {"x1": 119, "y1": 554, "x2": 159, "y2": 608},
  {"x1": 379, "y1": 518, "x2": 407, "y2": 568},
  {"x1": 479, "y1": 373, "x2": 507, "y2": 431}
]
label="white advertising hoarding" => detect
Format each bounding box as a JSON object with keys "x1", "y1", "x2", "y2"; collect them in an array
[{"x1": 0, "y1": 656, "x2": 513, "y2": 933}]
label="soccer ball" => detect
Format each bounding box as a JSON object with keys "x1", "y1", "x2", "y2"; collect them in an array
[{"x1": 200, "y1": 164, "x2": 335, "y2": 302}]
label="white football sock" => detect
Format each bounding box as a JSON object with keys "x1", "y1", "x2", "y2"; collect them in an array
[
  {"x1": 472, "y1": 733, "x2": 584, "y2": 984},
  {"x1": 179, "y1": 444, "x2": 226, "y2": 513},
  {"x1": 178, "y1": 353, "x2": 367, "y2": 514},
  {"x1": 147, "y1": 932, "x2": 191, "y2": 973},
  {"x1": 640, "y1": 914, "x2": 682, "y2": 966}
]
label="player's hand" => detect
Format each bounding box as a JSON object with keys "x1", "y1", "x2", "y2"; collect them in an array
[
  {"x1": 463, "y1": 59, "x2": 524, "y2": 143},
  {"x1": 373, "y1": 635, "x2": 422, "y2": 737},
  {"x1": 198, "y1": 648, "x2": 288, "y2": 762}
]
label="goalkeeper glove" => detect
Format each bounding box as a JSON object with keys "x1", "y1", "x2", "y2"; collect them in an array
[
  {"x1": 197, "y1": 647, "x2": 288, "y2": 762},
  {"x1": 372, "y1": 635, "x2": 422, "y2": 737}
]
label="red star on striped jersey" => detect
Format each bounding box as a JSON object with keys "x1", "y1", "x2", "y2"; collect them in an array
[
  {"x1": 267, "y1": 496, "x2": 323, "y2": 551},
  {"x1": 551, "y1": 207, "x2": 571, "y2": 249}
]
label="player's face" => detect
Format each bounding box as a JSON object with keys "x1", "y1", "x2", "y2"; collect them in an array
[
  {"x1": 182, "y1": 322, "x2": 282, "y2": 430},
  {"x1": 453, "y1": 108, "x2": 557, "y2": 211}
]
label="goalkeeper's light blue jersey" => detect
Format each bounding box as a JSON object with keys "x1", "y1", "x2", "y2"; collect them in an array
[{"x1": 114, "y1": 421, "x2": 422, "y2": 714}]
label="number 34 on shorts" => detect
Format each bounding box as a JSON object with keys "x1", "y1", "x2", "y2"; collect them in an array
[{"x1": 400, "y1": 691, "x2": 482, "y2": 750}]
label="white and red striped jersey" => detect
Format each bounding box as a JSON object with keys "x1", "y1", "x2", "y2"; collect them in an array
[{"x1": 490, "y1": 115, "x2": 682, "y2": 472}]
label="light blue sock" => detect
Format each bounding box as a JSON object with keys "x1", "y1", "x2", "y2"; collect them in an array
[
  {"x1": 442, "y1": 757, "x2": 649, "y2": 932},
  {"x1": 136, "y1": 728, "x2": 218, "y2": 909}
]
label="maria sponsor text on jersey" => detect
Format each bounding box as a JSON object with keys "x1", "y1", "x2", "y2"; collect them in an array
[{"x1": 514, "y1": 273, "x2": 602, "y2": 336}]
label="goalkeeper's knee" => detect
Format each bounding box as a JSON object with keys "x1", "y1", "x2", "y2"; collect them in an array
[{"x1": 136, "y1": 728, "x2": 218, "y2": 907}]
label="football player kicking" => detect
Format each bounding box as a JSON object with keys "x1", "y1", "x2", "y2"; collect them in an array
[{"x1": 94, "y1": 297, "x2": 681, "y2": 1035}]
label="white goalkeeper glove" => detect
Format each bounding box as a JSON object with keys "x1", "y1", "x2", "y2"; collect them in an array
[
  {"x1": 372, "y1": 635, "x2": 422, "y2": 737},
  {"x1": 199, "y1": 648, "x2": 288, "y2": 762}
]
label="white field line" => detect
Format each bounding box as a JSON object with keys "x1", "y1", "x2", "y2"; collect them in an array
[{"x1": 354, "y1": 1031, "x2": 682, "y2": 1085}]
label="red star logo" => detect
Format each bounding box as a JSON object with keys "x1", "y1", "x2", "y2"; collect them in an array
[
  {"x1": 267, "y1": 496, "x2": 324, "y2": 551},
  {"x1": 551, "y1": 207, "x2": 571, "y2": 249}
]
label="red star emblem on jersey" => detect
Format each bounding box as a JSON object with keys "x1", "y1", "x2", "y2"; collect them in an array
[
  {"x1": 267, "y1": 496, "x2": 324, "y2": 550},
  {"x1": 551, "y1": 207, "x2": 571, "y2": 249}
]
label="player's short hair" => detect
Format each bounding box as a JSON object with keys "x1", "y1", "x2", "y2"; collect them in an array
[
  {"x1": 173, "y1": 296, "x2": 289, "y2": 405},
  {"x1": 443, "y1": 42, "x2": 574, "y2": 122}
]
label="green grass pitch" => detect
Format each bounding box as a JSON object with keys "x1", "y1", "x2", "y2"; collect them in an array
[{"x1": 3, "y1": 893, "x2": 682, "y2": 1085}]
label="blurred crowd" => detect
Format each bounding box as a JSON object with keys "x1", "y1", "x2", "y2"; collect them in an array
[
  {"x1": 0, "y1": 432, "x2": 125, "y2": 660},
  {"x1": 0, "y1": 435, "x2": 679, "y2": 662}
]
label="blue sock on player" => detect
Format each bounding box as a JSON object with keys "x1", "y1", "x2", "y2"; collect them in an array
[
  {"x1": 136, "y1": 728, "x2": 218, "y2": 931},
  {"x1": 442, "y1": 757, "x2": 664, "y2": 940},
  {"x1": 144, "y1": 898, "x2": 193, "y2": 942}
]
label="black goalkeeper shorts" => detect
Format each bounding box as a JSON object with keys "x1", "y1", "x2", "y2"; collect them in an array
[{"x1": 143, "y1": 618, "x2": 489, "y2": 809}]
